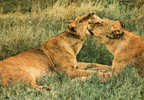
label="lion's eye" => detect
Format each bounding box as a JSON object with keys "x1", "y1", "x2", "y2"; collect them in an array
[
  {"x1": 95, "y1": 22, "x2": 103, "y2": 26},
  {"x1": 71, "y1": 27, "x2": 76, "y2": 32},
  {"x1": 120, "y1": 21, "x2": 125, "y2": 28}
]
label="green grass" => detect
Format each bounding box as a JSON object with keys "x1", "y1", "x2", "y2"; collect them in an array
[
  {"x1": 0, "y1": 67, "x2": 143, "y2": 100},
  {"x1": 0, "y1": 0, "x2": 144, "y2": 100}
]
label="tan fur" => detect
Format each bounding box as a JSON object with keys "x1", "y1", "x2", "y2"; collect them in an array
[
  {"x1": 0, "y1": 13, "x2": 102, "y2": 90},
  {"x1": 40, "y1": 13, "x2": 102, "y2": 79},
  {"x1": 0, "y1": 49, "x2": 52, "y2": 90},
  {"x1": 88, "y1": 18, "x2": 144, "y2": 81}
]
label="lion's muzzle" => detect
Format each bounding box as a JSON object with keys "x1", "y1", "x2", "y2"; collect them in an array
[{"x1": 106, "y1": 30, "x2": 124, "y2": 39}]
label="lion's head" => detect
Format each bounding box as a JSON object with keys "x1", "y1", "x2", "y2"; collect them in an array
[
  {"x1": 87, "y1": 18, "x2": 125, "y2": 43},
  {"x1": 67, "y1": 13, "x2": 102, "y2": 39}
]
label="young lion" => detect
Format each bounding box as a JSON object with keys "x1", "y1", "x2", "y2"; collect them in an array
[
  {"x1": 40, "y1": 13, "x2": 103, "y2": 79},
  {"x1": 88, "y1": 18, "x2": 144, "y2": 81},
  {"x1": 0, "y1": 13, "x2": 102, "y2": 90}
]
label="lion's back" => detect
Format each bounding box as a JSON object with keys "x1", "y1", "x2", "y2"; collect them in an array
[{"x1": 0, "y1": 49, "x2": 51, "y2": 85}]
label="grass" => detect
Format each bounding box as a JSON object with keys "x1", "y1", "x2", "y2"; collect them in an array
[
  {"x1": 0, "y1": 67, "x2": 143, "y2": 100},
  {"x1": 0, "y1": 0, "x2": 144, "y2": 99}
]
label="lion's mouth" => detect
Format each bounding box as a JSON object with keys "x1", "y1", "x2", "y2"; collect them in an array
[
  {"x1": 106, "y1": 30, "x2": 124, "y2": 39},
  {"x1": 88, "y1": 29, "x2": 94, "y2": 35}
]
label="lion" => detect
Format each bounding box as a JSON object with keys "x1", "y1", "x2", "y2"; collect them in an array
[
  {"x1": 87, "y1": 17, "x2": 144, "y2": 82},
  {"x1": 40, "y1": 13, "x2": 105, "y2": 79},
  {"x1": 0, "y1": 13, "x2": 103, "y2": 90}
]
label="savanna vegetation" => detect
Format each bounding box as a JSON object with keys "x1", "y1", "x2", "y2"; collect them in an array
[{"x1": 0, "y1": 0, "x2": 144, "y2": 99}]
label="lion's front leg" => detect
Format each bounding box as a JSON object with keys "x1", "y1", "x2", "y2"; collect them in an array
[
  {"x1": 76, "y1": 62, "x2": 111, "y2": 70},
  {"x1": 72, "y1": 62, "x2": 113, "y2": 81},
  {"x1": 97, "y1": 67, "x2": 113, "y2": 82},
  {"x1": 97, "y1": 59, "x2": 128, "y2": 82},
  {"x1": 66, "y1": 68, "x2": 97, "y2": 80},
  {"x1": 76, "y1": 62, "x2": 97, "y2": 70},
  {"x1": 112, "y1": 59, "x2": 128, "y2": 77}
]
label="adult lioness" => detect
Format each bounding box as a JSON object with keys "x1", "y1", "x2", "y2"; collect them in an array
[
  {"x1": 40, "y1": 13, "x2": 104, "y2": 79},
  {"x1": 0, "y1": 13, "x2": 102, "y2": 90},
  {"x1": 88, "y1": 18, "x2": 144, "y2": 81}
]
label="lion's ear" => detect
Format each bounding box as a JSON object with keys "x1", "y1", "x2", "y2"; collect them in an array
[
  {"x1": 69, "y1": 20, "x2": 73, "y2": 23},
  {"x1": 120, "y1": 21, "x2": 125, "y2": 28},
  {"x1": 68, "y1": 22, "x2": 76, "y2": 32},
  {"x1": 79, "y1": 12, "x2": 95, "y2": 23}
]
